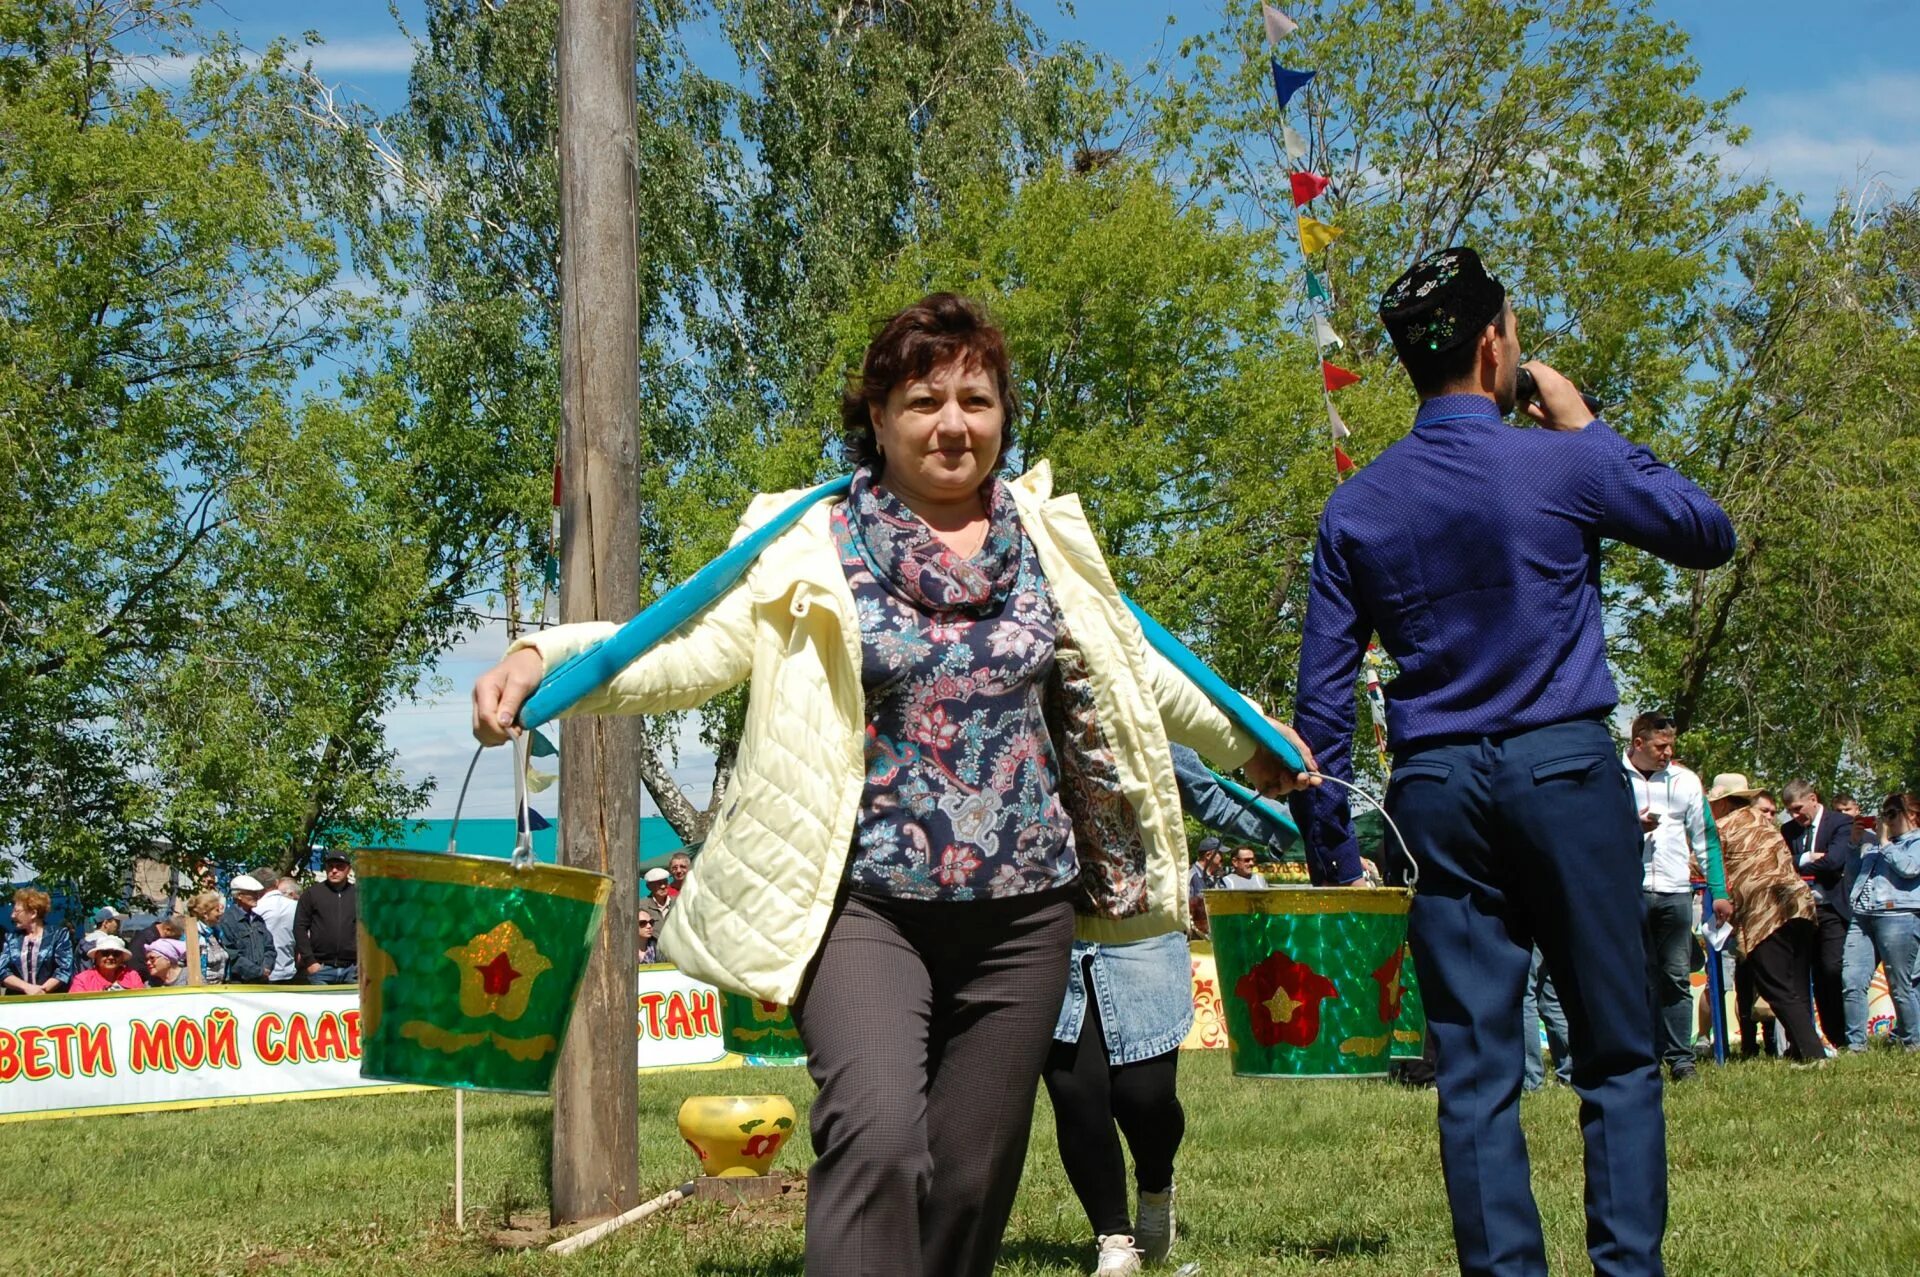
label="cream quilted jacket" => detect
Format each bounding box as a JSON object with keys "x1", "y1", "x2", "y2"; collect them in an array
[{"x1": 507, "y1": 462, "x2": 1256, "y2": 1003}]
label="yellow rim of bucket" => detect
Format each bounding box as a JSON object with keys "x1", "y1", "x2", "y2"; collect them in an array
[
  {"x1": 355, "y1": 847, "x2": 613, "y2": 907},
  {"x1": 1203, "y1": 885, "x2": 1412, "y2": 917}
]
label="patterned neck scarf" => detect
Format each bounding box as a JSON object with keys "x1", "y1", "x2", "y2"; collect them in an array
[{"x1": 846, "y1": 465, "x2": 1022, "y2": 617}]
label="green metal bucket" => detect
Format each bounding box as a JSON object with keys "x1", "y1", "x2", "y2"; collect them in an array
[
  {"x1": 718, "y1": 991, "x2": 806, "y2": 1060},
  {"x1": 357, "y1": 847, "x2": 612, "y2": 1094},
  {"x1": 1204, "y1": 886, "x2": 1413, "y2": 1079}
]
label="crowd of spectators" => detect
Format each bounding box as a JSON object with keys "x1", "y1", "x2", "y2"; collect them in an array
[{"x1": 0, "y1": 852, "x2": 364, "y2": 996}]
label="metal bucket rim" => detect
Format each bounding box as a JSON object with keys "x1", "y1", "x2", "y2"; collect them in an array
[
  {"x1": 1203, "y1": 885, "x2": 1411, "y2": 917},
  {"x1": 356, "y1": 846, "x2": 613, "y2": 907}
]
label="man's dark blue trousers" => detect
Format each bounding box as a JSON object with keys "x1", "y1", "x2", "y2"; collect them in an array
[{"x1": 1392, "y1": 717, "x2": 1664, "y2": 1277}]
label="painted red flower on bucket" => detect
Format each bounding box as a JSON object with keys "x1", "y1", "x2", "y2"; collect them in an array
[
  {"x1": 1234, "y1": 950, "x2": 1337, "y2": 1048},
  {"x1": 1372, "y1": 944, "x2": 1407, "y2": 1025}
]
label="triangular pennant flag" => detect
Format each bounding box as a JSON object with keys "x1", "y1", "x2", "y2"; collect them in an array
[
  {"x1": 1323, "y1": 360, "x2": 1361, "y2": 392},
  {"x1": 1313, "y1": 314, "x2": 1344, "y2": 350},
  {"x1": 1283, "y1": 122, "x2": 1309, "y2": 161},
  {"x1": 1298, "y1": 214, "x2": 1343, "y2": 254},
  {"x1": 1263, "y1": 4, "x2": 1297, "y2": 43},
  {"x1": 1289, "y1": 171, "x2": 1330, "y2": 206},
  {"x1": 529, "y1": 728, "x2": 558, "y2": 758},
  {"x1": 1326, "y1": 396, "x2": 1350, "y2": 439},
  {"x1": 525, "y1": 766, "x2": 558, "y2": 794},
  {"x1": 517, "y1": 806, "x2": 551, "y2": 832},
  {"x1": 1270, "y1": 62, "x2": 1315, "y2": 111},
  {"x1": 1305, "y1": 267, "x2": 1328, "y2": 302},
  {"x1": 1334, "y1": 443, "x2": 1356, "y2": 476}
]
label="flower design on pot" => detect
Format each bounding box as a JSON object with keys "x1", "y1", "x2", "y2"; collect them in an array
[
  {"x1": 1234, "y1": 949, "x2": 1337, "y2": 1048},
  {"x1": 1372, "y1": 943, "x2": 1407, "y2": 1025}
]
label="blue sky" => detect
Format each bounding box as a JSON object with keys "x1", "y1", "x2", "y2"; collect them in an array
[{"x1": 170, "y1": 0, "x2": 1919, "y2": 818}]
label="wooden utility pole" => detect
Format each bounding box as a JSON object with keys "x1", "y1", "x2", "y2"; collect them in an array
[{"x1": 552, "y1": 0, "x2": 642, "y2": 1225}]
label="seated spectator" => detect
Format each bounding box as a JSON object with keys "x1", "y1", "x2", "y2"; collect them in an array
[
  {"x1": 638, "y1": 912, "x2": 659, "y2": 965},
  {"x1": 641, "y1": 867, "x2": 674, "y2": 926},
  {"x1": 81, "y1": 906, "x2": 126, "y2": 958},
  {"x1": 3, "y1": 888, "x2": 72, "y2": 995},
  {"x1": 145, "y1": 938, "x2": 189, "y2": 987},
  {"x1": 186, "y1": 892, "x2": 230, "y2": 984},
  {"x1": 666, "y1": 851, "x2": 692, "y2": 897},
  {"x1": 1220, "y1": 846, "x2": 1268, "y2": 890},
  {"x1": 68, "y1": 936, "x2": 146, "y2": 992}
]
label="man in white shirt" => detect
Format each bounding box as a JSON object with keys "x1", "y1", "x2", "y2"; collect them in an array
[
  {"x1": 252, "y1": 873, "x2": 300, "y2": 984},
  {"x1": 1621, "y1": 713, "x2": 1729, "y2": 1083}
]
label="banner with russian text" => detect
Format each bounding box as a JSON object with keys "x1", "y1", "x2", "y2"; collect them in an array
[{"x1": 0, "y1": 986, "x2": 422, "y2": 1124}]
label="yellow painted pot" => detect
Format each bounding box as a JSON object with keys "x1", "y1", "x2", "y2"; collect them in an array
[{"x1": 676, "y1": 1094, "x2": 799, "y2": 1177}]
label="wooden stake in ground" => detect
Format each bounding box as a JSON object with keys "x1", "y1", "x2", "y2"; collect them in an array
[{"x1": 551, "y1": 0, "x2": 643, "y2": 1226}]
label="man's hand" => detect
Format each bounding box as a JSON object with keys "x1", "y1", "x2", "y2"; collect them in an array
[
  {"x1": 1245, "y1": 720, "x2": 1320, "y2": 797},
  {"x1": 1520, "y1": 361, "x2": 1596, "y2": 432},
  {"x1": 305, "y1": 962, "x2": 322, "y2": 975},
  {"x1": 1639, "y1": 808, "x2": 1660, "y2": 833},
  {"x1": 472, "y1": 648, "x2": 547, "y2": 745},
  {"x1": 1712, "y1": 898, "x2": 1734, "y2": 924}
]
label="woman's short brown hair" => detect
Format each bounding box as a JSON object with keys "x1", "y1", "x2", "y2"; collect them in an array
[
  {"x1": 839, "y1": 293, "x2": 1019, "y2": 472},
  {"x1": 11, "y1": 888, "x2": 49, "y2": 921},
  {"x1": 188, "y1": 891, "x2": 224, "y2": 922}
]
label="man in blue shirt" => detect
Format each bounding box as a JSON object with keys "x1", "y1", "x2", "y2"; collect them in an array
[{"x1": 1291, "y1": 248, "x2": 1734, "y2": 1277}]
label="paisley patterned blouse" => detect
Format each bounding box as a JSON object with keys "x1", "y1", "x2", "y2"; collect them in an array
[{"x1": 835, "y1": 467, "x2": 1078, "y2": 902}]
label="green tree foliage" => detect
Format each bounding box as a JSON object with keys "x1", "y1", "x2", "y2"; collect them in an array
[
  {"x1": 1612, "y1": 198, "x2": 1920, "y2": 790},
  {"x1": 0, "y1": 0, "x2": 471, "y2": 892}
]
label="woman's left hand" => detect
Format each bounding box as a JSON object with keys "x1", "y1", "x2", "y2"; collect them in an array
[{"x1": 1245, "y1": 719, "x2": 1320, "y2": 797}]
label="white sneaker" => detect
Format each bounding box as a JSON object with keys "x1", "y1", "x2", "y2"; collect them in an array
[
  {"x1": 1095, "y1": 1233, "x2": 1143, "y2": 1276},
  {"x1": 1135, "y1": 1185, "x2": 1175, "y2": 1264}
]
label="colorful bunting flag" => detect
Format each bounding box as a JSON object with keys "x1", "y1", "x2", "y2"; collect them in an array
[
  {"x1": 517, "y1": 806, "x2": 551, "y2": 832},
  {"x1": 1322, "y1": 360, "x2": 1361, "y2": 392},
  {"x1": 1334, "y1": 444, "x2": 1356, "y2": 476},
  {"x1": 530, "y1": 728, "x2": 558, "y2": 758},
  {"x1": 1298, "y1": 214, "x2": 1343, "y2": 254},
  {"x1": 1327, "y1": 396, "x2": 1350, "y2": 439},
  {"x1": 1262, "y1": 4, "x2": 1298, "y2": 43},
  {"x1": 1313, "y1": 314, "x2": 1344, "y2": 350},
  {"x1": 1283, "y1": 122, "x2": 1309, "y2": 161},
  {"x1": 1305, "y1": 267, "x2": 1329, "y2": 302},
  {"x1": 1270, "y1": 62, "x2": 1315, "y2": 111},
  {"x1": 1289, "y1": 171, "x2": 1330, "y2": 206}
]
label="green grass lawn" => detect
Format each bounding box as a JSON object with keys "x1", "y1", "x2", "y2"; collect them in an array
[{"x1": 5, "y1": 1049, "x2": 1917, "y2": 1276}]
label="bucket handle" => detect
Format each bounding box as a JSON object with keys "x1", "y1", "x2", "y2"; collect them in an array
[
  {"x1": 446, "y1": 733, "x2": 538, "y2": 870},
  {"x1": 1309, "y1": 773, "x2": 1419, "y2": 891}
]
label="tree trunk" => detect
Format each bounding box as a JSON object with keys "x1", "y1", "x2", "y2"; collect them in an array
[{"x1": 550, "y1": 0, "x2": 643, "y2": 1226}]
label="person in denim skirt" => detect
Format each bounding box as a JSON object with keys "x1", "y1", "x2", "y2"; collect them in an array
[
  {"x1": 1042, "y1": 744, "x2": 1303, "y2": 1276},
  {"x1": 1843, "y1": 792, "x2": 1920, "y2": 1049}
]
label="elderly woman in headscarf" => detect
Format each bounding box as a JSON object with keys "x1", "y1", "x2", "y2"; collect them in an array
[
  {"x1": 144, "y1": 938, "x2": 190, "y2": 988},
  {"x1": 472, "y1": 294, "x2": 1334, "y2": 1277},
  {"x1": 1707, "y1": 773, "x2": 1822, "y2": 1060}
]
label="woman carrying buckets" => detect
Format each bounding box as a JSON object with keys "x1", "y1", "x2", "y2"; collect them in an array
[{"x1": 472, "y1": 294, "x2": 1336, "y2": 1277}]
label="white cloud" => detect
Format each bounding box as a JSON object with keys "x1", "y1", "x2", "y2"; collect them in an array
[
  {"x1": 1727, "y1": 72, "x2": 1920, "y2": 205},
  {"x1": 302, "y1": 37, "x2": 416, "y2": 77}
]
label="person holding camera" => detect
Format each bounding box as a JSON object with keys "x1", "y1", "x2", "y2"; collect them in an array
[{"x1": 1291, "y1": 247, "x2": 1735, "y2": 1277}]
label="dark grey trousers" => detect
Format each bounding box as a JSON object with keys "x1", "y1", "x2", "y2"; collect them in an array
[{"x1": 790, "y1": 889, "x2": 1076, "y2": 1277}]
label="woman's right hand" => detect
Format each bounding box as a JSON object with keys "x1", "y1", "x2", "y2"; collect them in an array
[{"x1": 471, "y1": 648, "x2": 547, "y2": 745}]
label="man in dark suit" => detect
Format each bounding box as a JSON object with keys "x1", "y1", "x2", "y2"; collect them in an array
[{"x1": 1781, "y1": 780, "x2": 1856, "y2": 1050}]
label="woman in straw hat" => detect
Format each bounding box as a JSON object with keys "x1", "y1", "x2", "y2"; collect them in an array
[{"x1": 1706, "y1": 773, "x2": 1823, "y2": 1061}]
